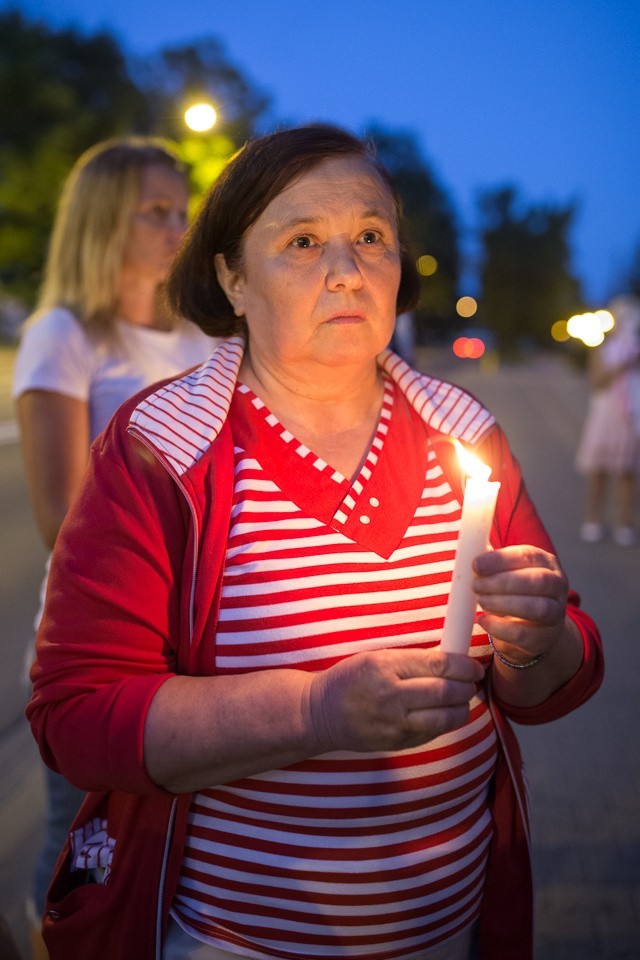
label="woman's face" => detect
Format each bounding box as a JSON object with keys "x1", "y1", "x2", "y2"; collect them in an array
[
  {"x1": 121, "y1": 164, "x2": 188, "y2": 284},
  {"x1": 216, "y1": 155, "x2": 402, "y2": 371}
]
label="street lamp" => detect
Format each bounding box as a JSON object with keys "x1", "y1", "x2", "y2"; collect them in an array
[
  {"x1": 564, "y1": 310, "x2": 614, "y2": 348},
  {"x1": 456, "y1": 296, "x2": 478, "y2": 319},
  {"x1": 184, "y1": 102, "x2": 217, "y2": 133}
]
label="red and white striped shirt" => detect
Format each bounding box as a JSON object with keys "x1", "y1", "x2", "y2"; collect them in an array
[{"x1": 172, "y1": 375, "x2": 497, "y2": 960}]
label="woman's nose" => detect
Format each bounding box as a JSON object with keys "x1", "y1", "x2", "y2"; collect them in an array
[
  {"x1": 324, "y1": 240, "x2": 363, "y2": 291},
  {"x1": 165, "y1": 223, "x2": 186, "y2": 252},
  {"x1": 167, "y1": 210, "x2": 188, "y2": 236}
]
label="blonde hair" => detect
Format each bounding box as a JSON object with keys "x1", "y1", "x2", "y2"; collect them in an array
[{"x1": 36, "y1": 137, "x2": 187, "y2": 332}]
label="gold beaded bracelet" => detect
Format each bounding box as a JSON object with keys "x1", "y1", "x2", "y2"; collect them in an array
[{"x1": 488, "y1": 634, "x2": 547, "y2": 670}]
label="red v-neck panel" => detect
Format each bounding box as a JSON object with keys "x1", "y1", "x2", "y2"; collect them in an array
[
  {"x1": 229, "y1": 385, "x2": 350, "y2": 522},
  {"x1": 339, "y1": 385, "x2": 429, "y2": 558},
  {"x1": 228, "y1": 378, "x2": 429, "y2": 559}
]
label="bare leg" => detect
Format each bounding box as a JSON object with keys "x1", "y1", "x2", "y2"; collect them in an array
[
  {"x1": 615, "y1": 471, "x2": 636, "y2": 528},
  {"x1": 584, "y1": 471, "x2": 608, "y2": 525}
]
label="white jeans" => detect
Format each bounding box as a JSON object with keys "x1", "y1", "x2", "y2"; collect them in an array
[{"x1": 163, "y1": 915, "x2": 477, "y2": 960}]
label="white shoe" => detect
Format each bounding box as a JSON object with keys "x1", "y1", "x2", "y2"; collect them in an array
[
  {"x1": 613, "y1": 526, "x2": 637, "y2": 547},
  {"x1": 580, "y1": 522, "x2": 604, "y2": 543}
]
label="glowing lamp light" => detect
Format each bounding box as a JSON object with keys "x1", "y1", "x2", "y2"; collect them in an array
[
  {"x1": 184, "y1": 103, "x2": 217, "y2": 132},
  {"x1": 566, "y1": 314, "x2": 583, "y2": 339},
  {"x1": 551, "y1": 320, "x2": 570, "y2": 343},
  {"x1": 566, "y1": 312, "x2": 606, "y2": 347},
  {"x1": 417, "y1": 254, "x2": 438, "y2": 276},
  {"x1": 456, "y1": 296, "x2": 478, "y2": 318},
  {"x1": 581, "y1": 326, "x2": 605, "y2": 348},
  {"x1": 440, "y1": 441, "x2": 500, "y2": 655},
  {"x1": 595, "y1": 309, "x2": 615, "y2": 333},
  {"x1": 453, "y1": 336, "x2": 485, "y2": 359}
]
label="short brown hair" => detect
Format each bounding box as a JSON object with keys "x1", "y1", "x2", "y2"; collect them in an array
[{"x1": 168, "y1": 124, "x2": 420, "y2": 337}]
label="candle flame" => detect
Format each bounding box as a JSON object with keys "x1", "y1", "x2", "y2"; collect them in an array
[{"x1": 453, "y1": 439, "x2": 491, "y2": 481}]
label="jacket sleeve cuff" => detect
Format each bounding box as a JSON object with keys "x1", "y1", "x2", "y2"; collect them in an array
[
  {"x1": 491, "y1": 600, "x2": 604, "y2": 725},
  {"x1": 106, "y1": 673, "x2": 177, "y2": 796}
]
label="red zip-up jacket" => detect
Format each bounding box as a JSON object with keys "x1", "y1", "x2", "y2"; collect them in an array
[{"x1": 27, "y1": 339, "x2": 603, "y2": 960}]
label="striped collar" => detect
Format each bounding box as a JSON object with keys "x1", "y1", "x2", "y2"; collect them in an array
[{"x1": 128, "y1": 337, "x2": 494, "y2": 477}]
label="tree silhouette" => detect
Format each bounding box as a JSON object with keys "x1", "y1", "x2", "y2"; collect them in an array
[
  {"x1": 366, "y1": 124, "x2": 459, "y2": 341},
  {"x1": 0, "y1": 11, "x2": 149, "y2": 302},
  {"x1": 477, "y1": 185, "x2": 583, "y2": 355},
  {"x1": 0, "y1": 14, "x2": 270, "y2": 307},
  {"x1": 624, "y1": 238, "x2": 640, "y2": 299}
]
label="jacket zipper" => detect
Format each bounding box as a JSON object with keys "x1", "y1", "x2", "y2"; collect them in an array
[
  {"x1": 128, "y1": 427, "x2": 200, "y2": 960},
  {"x1": 155, "y1": 796, "x2": 177, "y2": 960},
  {"x1": 487, "y1": 683, "x2": 535, "y2": 928}
]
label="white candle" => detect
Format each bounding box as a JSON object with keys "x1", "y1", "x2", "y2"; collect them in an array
[{"x1": 440, "y1": 442, "x2": 501, "y2": 654}]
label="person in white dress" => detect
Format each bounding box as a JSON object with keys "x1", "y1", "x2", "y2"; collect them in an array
[
  {"x1": 12, "y1": 136, "x2": 217, "y2": 958},
  {"x1": 575, "y1": 294, "x2": 640, "y2": 546}
]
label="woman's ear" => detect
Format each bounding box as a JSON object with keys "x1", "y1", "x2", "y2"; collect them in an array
[{"x1": 214, "y1": 254, "x2": 246, "y2": 317}]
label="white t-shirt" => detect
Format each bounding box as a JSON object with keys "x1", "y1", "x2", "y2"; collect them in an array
[
  {"x1": 13, "y1": 307, "x2": 218, "y2": 642},
  {"x1": 13, "y1": 306, "x2": 218, "y2": 441}
]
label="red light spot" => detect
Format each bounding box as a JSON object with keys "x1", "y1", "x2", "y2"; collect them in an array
[
  {"x1": 453, "y1": 337, "x2": 467, "y2": 357},
  {"x1": 453, "y1": 336, "x2": 486, "y2": 359},
  {"x1": 468, "y1": 337, "x2": 485, "y2": 359}
]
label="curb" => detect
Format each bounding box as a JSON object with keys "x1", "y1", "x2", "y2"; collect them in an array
[{"x1": 0, "y1": 420, "x2": 19, "y2": 445}]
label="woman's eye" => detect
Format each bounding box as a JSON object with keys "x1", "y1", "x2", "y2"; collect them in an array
[
  {"x1": 140, "y1": 203, "x2": 174, "y2": 222},
  {"x1": 138, "y1": 204, "x2": 187, "y2": 228},
  {"x1": 291, "y1": 235, "x2": 315, "y2": 249},
  {"x1": 359, "y1": 230, "x2": 380, "y2": 244}
]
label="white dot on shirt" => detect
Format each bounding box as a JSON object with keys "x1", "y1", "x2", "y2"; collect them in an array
[
  {"x1": 369, "y1": 497, "x2": 380, "y2": 507},
  {"x1": 359, "y1": 515, "x2": 371, "y2": 525}
]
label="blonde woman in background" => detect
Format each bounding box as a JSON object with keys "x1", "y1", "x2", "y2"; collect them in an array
[{"x1": 12, "y1": 137, "x2": 218, "y2": 958}]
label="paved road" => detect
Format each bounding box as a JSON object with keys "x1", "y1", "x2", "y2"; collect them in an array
[
  {"x1": 0, "y1": 353, "x2": 47, "y2": 960},
  {"x1": 426, "y1": 350, "x2": 640, "y2": 960},
  {"x1": 0, "y1": 349, "x2": 638, "y2": 959}
]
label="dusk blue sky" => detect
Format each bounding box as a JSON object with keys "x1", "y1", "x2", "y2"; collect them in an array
[{"x1": 9, "y1": 0, "x2": 640, "y2": 304}]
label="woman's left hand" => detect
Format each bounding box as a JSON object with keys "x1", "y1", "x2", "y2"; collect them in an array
[{"x1": 472, "y1": 545, "x2": 569, "y2": 665}]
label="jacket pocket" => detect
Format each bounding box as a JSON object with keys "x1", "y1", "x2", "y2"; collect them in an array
[{"x1": 43, "y1": 840, "x2": 110, "y2": 960}]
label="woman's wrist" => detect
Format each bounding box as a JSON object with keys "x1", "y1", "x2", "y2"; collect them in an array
[
  {"x1": 488, "y1": 634, "x2": 547, "y2": 670},
  {"x1": 489, "y1": 616, "x2": 585, "y2": 707}
]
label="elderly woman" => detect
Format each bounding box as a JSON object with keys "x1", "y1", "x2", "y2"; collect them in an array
[{"x1": 27, "y1": 125, "x2": 603, "y2": 960}]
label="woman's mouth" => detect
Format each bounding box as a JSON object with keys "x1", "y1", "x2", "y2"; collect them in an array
[{"x1": 325, "y1": 312, "x2": 365, "y2": 324}]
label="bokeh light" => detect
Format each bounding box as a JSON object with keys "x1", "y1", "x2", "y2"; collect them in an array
[
  {"x1": 550, "y1": 320, "x2": 570, "y2": 342},
  {"x1": 453, "y1": 336, "x2": 485, "y2": 359},
  {"x1": 416, "y1": 254, "x2": 438, "y2": 276},
  {"x1": 594, "y1": 309, "x2": 615, "y2": 333},
  {"x1": 565, "y1": 311, "x2": 607, "y2": 347},
  {"x1": 184, "y1": 103, "x2": 217, "y2": 132},
  {"x1": 581, "y1": 326, "x2": 605, "y2": 347},
  {"x1": 456, "y1": 296, "x2": 478, "y2": 318}
]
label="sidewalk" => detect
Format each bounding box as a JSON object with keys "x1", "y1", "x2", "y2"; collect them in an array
[
  {"x1": 0, "y1": 346, "x2": 19, "y2": 444},
  {"x1": 0, "y1": 344, "x2": 16, "y2": 419},
  {"x1": 431, "y1": 351, "x2": 640, "y2": 960}
]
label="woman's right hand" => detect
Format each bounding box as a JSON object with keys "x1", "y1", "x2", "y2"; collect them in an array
[{"x1": 307, "y1": 647, "x2": 485, "y2": 754}]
